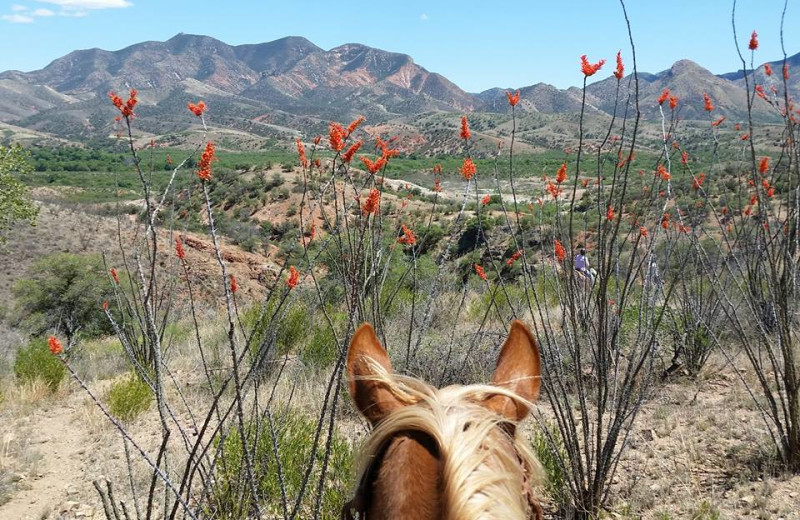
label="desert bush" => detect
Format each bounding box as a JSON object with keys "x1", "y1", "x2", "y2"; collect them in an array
[
  {"x1": 530, "y1": 422, "x2": 569, "y2": 512},
  {"x1": 209, "y1": 409, "x2": 353, "y2": 519},
  {"x1": 13, "y1": 252, "x2": 112, "y2": 346},
  {"x1": 105, "y1": 373, "x2": 151, "y2": 422},
  {"x1": 13, "y1": 338, "x2": 66, "y2": 392}
]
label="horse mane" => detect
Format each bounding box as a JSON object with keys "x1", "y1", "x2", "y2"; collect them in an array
[{"x1": 350, "y1": 363, "x2": 544, "y2": 520}]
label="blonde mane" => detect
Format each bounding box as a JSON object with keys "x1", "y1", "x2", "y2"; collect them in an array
[{"x1": 352, "y1": 368, "x2": 544, "y2": 520}]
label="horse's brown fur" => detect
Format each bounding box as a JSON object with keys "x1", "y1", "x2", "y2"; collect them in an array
[{"x1": 344, "y1": 321, "x2": 544, "y2": 520}]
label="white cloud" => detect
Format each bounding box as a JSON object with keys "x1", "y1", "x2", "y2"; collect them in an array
[
  {"x1": 2, "y1": 13, "x2": 35, "y2": 22},
  {"x1": 36, "y1": 0, "x2": 133, "y2": 9},
  {"x1": 58, "y1": 9, "x2": 87, "y2": 16},
  {"x1": 420, "y1": 13, "x2": 428, "y2": 21},
  {"x1": 11, "y1": 4, "x2": 28, "y2": 11},
  {"x1": 32, "y1": 8, "x2": 55, "y2": 15}
]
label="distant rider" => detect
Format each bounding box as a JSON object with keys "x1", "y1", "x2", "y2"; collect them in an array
[{"x1": 575, "y1": 247, "x2": 594, "y2": 284}]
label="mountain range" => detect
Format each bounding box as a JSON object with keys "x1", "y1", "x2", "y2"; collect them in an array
[{"x1": 0, "y1": 33, "x2": 797, "y2": 151}]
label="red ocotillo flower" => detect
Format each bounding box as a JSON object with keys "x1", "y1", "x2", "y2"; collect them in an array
[
  {"x1": 749, "y1": 30, "x2": 758, "y2": 51},
  {"x1": 681, "y1": 151, "x2": 689, "y2": 165},
  {"x1": 640, "y1": 227, "x2": 648, "y2": 238},
  {"x1": 556, "y1": 162, "x2": 567, "y2": 184},
  {"x1": 48, "y1": 336, "x2": 63, "y2": 355},
  {"x1": 506, "y1": 250, "x2": 522, "y2": 267},
  {"x1": 741, "y1": 133, "x2": 750, "y2": 141},
  {"x1": 342, "y1": 140, "x2": 363, "y2": 163},
  {"x1": 362, "y1": 188, "x2": 381, "y2": 216},
  {"x1": 329, "y1": 122, "x2": 346, "y2": 152},
  {"x1": 657, "y1": 164, "x2": 671, "y2": 181},
  {"x1": 295, "y1": 137, "x2": 309, "y2": 168},
  {"x1": 703, "y1": 93, "x2": 714, "y2": 112},
  {"x1": 433, "y1": 177, "x2": 442, "y2": 192},
  {"x1": 347, "y1": 116, "x2": 365, "y2": 136},
  {"x1": 606, "y1": 206, "x2": 615, "y2": 221},
  {"x1": 460, "y1": 116, "x2": 471, "y2": 140},
  {"x1": 433, "y1": 164, "x2": 442, "y2": 175},
  {"x1": 614, "y1": 51, "x2": 624, "y2": 79},
  {"x1": 554, "y1": 240, "x2": 566, "y2": 262},
  {"x1": 360, "y1": 155, "x2": 387, "y2": 175},
  {"x1": 546, "y1": 180, "x2": 561, "y2": 199},
  {"x1": 764, "y1": 63, "x2": 773, "y2": 76},
  {"x1": 397, "y1": 224, "x2": 416, "y2": 245},
  {"x1": 197, "y1": 142, "x2": 216, "y2": 181},
  {"x1": 109, "y1": 89, "x2": 138, "y2": 118},
  {"x1": 506, "y1": 90, "x2": 521, "y2": 107},
  {"x1": 474, "y1": 264, "x2": 488, "y2": 281},
  {"x1": 580, "y1": 54, "x2": 606, "y2": 76},
  {"x1": 110, "y1": 268, "x2": 120, "y2": 284},
  {"x1": 661, "y1": 213, "x2": 670, "y2": 229},
  {"x1": 783, "y1": 64, "x2": 790, "y2": 80},
  {"x1": 711, "y1": 116, "x2": 726, "y2": 127},
  {"x1": 460, "y1": 158, "x2": 476, "y2": 180},
  {"x1": 481, "y1": 194, "x2": 491, "y2": 206},
  {"x1": 229, "y1": 275, "x2": 238, "y2": 294},
  {"x1": 187, "y1": 101, "x2": 206, "y2": 117},
  {"x1": 175, "y1": 237, "x2": 186, "y2": 260},
  {"x1": 287, "y1": 266, "x2": 299, "y2": 289},
  {"x1": 669, "y1": 95, "x2": 678, "y2": 110},
  {"x1": 759, "y1": 157, "x2": 770, "y2": 174},
  {"x1": 692, "y1": 173, "x2": 706, "y2": 190},
  {"x1": 166, "y1": 154, "x2": 172, "y2": 166},
  {"x1": 102, "y1": 300, "x2": 109, "y2": 311},
  {"x1": 657, "y1": 88, "x2": 670, "y2": 106}
]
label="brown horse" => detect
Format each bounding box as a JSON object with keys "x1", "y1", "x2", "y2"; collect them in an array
[{"x1": 342, "y1": 320, "x2": 544, "y2": 520}]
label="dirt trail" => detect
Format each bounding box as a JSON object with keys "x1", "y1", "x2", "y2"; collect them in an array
[{"x1": 1, "y1": 399, "x2": 97, "y2": 519}]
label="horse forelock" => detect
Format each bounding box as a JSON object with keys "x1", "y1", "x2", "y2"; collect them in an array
[{"x1": 349, "y1": 372, "x2": 543, "y2": 520}]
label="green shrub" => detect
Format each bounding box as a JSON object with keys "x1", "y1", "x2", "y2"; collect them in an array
[
  {"x1": 300, "y1": 319, "x2": 342, "y2": 370},
  {"x1": 530, "y1": 422, "x2": 569, "y2": 511},
  {"x1": 210, "y1": 409, "x2": 353, "y2": 518},
  {"x1": 106, "y1": 373, "x2": 152, "y2": 422},
  {"x1": 14, "y1": 338, "x2": 66, "y2": 392}
]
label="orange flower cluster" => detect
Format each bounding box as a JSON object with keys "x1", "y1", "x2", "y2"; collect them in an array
[
  {"x1": 362, "y1": 188, "x2": 381, "y2": 216},
  {"x1": 692, "y1": 173, "x2": 706, "y2": 190},
  {"x1": 657, "y1": 164, "x2": 671, "y2": 181},
  {"x1": 614, "y1": 51, "x2": 624, "y2": 79},
  {"x1": 711, "y1": 116, "x2": 726, "y2": 127},
  {"x1": 506, "y1": 90, "x2": 520, "y2": 107},
  {"x1": 342, "y1": 140, "x2": 363, "y2": 163},
  {"x1": 461, "y1": 157, "x2": 476, "y2": 180},
  {"x1": 556, "y1": 162, "x2": 567, "y2": 184},
  {"x1": 287, "y1": 266, "x2": 299, "y2": 289},
  {"x1": 661, "y1": 213, "x2": 670, "y2": 229},
  {"x1": 554, "y1": 240, "x2": 566, "y2": 262},
  {"x1": 546, "y1": 180, "x2": 562, "y2": 199},
  {"x1": 229, "y1": 275, "x2": 238, "y2": 294},
  {"x1": 433, "y1": 178, "x2": 442, "y2": 192},
  {"x1": 347, "y1": 116, "x2": 366, "y2": 135},
  {"x1": 398, "y1": 224, "x2": 416, "y2": 245},
  {"x1": 749, "y1": 30, "x2": 759, "y2": 51},
  {"x1": 703, "y1": 93, "x2": 714, "y2": 112},
  {"x1": 460, "y1": 116, "x2": 471, "y2": 140},
  {"x1": 784, "y1": 64, "x2": 790, "y2": 80},
  {"x1": 481, "y1": 194, "x2": 491, "y2": 206},
  {"x1": 295, "y1": 137, "x2": 309, "y2": 168},
  {"x1": 669, "y1": 95, "x2": 678, "y2": 109},
  {"x1": 109, "y1": 89, "x2": 138, "y2": 119},
  {"x1": 759, "y1": 156, "x2": 770, "y2": 174},
  {"x1": 48, "y1": 336, "x2": 63, "y2": 355},
  {"x1": 110, "y1": 268, "x2": 120, "y2": 284},
  {"x1": 764, "y1": 63, "x2": 773, "y2": 76},
  {"x1": 755, "y1": 84, "x2": 766, "y2": 100},
  {"x1": 360, "y1": 155, "x2": 387, "y2": 174},
  {"x1": 681, "y1": 151, "x2": 689, "y2": 165},
  {"x1": 580, "y1": 54, "x2": 606, "y2": 76},
  {"x1": 657, "y1": 88, "x2": 671, "y2": 106},
  {"x1": 187, "y1": 101, "x2": 206, "y2": 117},
  {"x1": 506, "y1": 250, "x2": 522, "y2": 267},
  {"x1": 474, "y1": 264, "x2": 488, "y2": 281},
  {"x1": 606, "y1": 206, "x2": 615, "y2": 221},
  {"x1": 433, "y1": 164, "x2": 442, "y2": 175},
  {"x1": 197, "y1": 142, "x2": 216, "y2": 181},
  {"x1": 640, "y1": 227, "x2": 648, "y2": 237},
  {"x1": 329, "y1": 122, "x2": 346, "y2": 151},
  {"x1": 175, "y1": 237, "x2": 186, "y2": 260}
]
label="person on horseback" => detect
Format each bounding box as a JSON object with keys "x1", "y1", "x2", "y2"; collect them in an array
[{"x1": 575, "y1": 247, "x2": 595, "y2": 284}]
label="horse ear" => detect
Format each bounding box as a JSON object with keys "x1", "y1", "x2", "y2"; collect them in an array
[
  {"x1": 483, "y1": 320, "x2": 541, "y2": 423},
  {"x1": 347, "y1": 323, "x2": 403, "y2": 425}
]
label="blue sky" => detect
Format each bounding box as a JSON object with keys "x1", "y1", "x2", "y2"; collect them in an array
[{"x1": 0, "y1": 0, "x2": 797, "y2": 92}]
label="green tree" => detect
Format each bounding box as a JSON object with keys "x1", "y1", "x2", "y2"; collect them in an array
[
  {"x1": 13, "y1": 253, "x2": 112, "y2": 346},
  {"x1": 0, "y1": 144, "x2": 39, "y2": 243}
]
